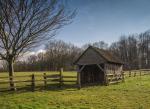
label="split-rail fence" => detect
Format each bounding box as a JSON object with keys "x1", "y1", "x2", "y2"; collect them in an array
[
  {"x1": 0, "y1": 68, "x2": 77, "y2": 91},
  {"x1": 0, "y1": 69, "x2": 150, "y2": 91}
]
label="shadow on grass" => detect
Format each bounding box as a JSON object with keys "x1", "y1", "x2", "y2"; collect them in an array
[
  {"x1": 0, "y1": 83, "x2": 106, "y2": 95},
  {"x1": 0, "y1": 83, "x2": 79, "y2": 94}
]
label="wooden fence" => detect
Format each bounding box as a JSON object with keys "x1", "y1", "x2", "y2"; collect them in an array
[
  {"x1": 0, "y1": 69, "x2": 77, "y2": 91},
  {"x1": 124, "y1": 69, "x2": 150, "y2": 77},
  {"x1": 106, "y1": 69, "x2": 150, "y2": 85},
  {"x1": 106, "y1": 73, "x2": 124, "y2": 85},
  {"x1": 0, "y1": 69, "x2": 150, "y2": 91}
]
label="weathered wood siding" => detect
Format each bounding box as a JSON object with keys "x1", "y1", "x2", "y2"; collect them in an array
[
  {"x1": 105, "y1": 63, "x2": 122, "y2": 75},
  {"x1": 105, "y1": 63, "x2": 123, "y2": 83},
  {"x1": 76, "y1": 48, "x2": 106, "y2": 65}
]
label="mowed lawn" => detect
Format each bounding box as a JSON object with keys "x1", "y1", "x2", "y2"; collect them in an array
[{"x1": 0, "y1": 72, "x2": 150, "y2": 109}]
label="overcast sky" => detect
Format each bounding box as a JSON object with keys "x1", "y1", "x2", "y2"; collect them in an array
[{"x1": 53, "y1": 0, "x2": 150, "y2": 47}]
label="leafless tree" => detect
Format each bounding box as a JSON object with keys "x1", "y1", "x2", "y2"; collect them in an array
[
  {"x1": 110, "y1": 31, "x2": 150, "y2": 70},
  {"x1": 45, "y1": 40, "x2": 81, "y2": 70},
  {"x1": 82, "y1": 41, "x2": 108, "y2": 50},
  {"x1": 11, "y1": 40, "x2": 81, "y2": 72},
  {"x1": 0, "y1": 0, "x2": 75, "y2": 90}
]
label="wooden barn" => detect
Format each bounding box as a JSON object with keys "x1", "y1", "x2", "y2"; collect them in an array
[{"x1": 74, "y1": 46, "x2": 124, "y2": 88}]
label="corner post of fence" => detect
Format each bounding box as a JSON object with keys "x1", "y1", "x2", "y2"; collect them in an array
[
  {"x1": 77, "y1": 72, "x2": 81, "y2": 89},
  {"x1": 31, "y1": 74, "x2": 35, "y2": 92},
  {"x1": 59, "y1": 68, "x2": 63, "y2": 88},
  {"x1": 43, "y1": 73, "x2": 47, "y2": 89},
  {"x1": 77, "y1": 66, "x2": 81, "y2": 89}
]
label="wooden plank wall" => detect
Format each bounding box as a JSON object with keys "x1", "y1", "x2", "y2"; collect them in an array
[{"x1": 105, "y1": 63, "x2": 123, "y2": 85}]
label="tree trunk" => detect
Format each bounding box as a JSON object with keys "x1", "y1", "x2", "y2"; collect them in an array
[{"x1": 8, "y1": 59, "x2": 16, "y2": 91}]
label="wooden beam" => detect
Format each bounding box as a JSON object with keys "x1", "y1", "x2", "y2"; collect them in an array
[
  {"x1": 96, "y1": 64, "x2": 104, "y2": 72},
  {"x1": 77, "y1": 65, "x2": 85, "y2": 89},
  {"x1": 104, "y1": 64, "x2": 108, "y2": 86},
  {"x1": 78, "y1": 65, "x2": 85, "y2": 73},
  {"x1": 97, "y1": 64, "x2": 108, "y2": 85}
]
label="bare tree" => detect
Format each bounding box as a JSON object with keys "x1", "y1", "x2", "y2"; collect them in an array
[
  {"x1": 109, "y1": 31, "x2": 150, "y2": 70},
  {"x1": 0, "y1": 0, "x2": 75, "y2": 90},
  {"x1": 82, "y1": 41, "x2": 108, "y2": 50},
  {"x1": 45, "y1": 40, "x2": 81, "y2": 71}
]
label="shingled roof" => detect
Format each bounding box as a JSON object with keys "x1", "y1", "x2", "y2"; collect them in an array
[
  {"x1": 91, "y1": 46, "x2": 123, "y2": 64},
  {"x1": 74, "y1": 46, "x2": 123, "y2": 65}
]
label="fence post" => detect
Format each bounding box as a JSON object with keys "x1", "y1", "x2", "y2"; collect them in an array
[
  {"x1": 9, "y1": 76, "x2": 17, "y2": 91},
  {"x1": 59, "y1": 68, "x2": 63, "y2": 88},
  {"x1": 77, "y1": 71, "x2": 81, "y2": 89},
  {"x1": 116, "y1": 74, "x2": 119, "y2": 84},
  {"x1": 122, "y1": 71, "x2": 125, "y2": 82},
  {"x1": 134, "y1": 71, "x2": 136, "y2": 77},
  {"x1": 43, "y1": 73, "x2": 47, "y2": 89},
  {"x1": 31, "y1": 74, "x2": 35, "y2": 91},
  {"x1": 129, "y1": 70, "x2": 131, "y2": 77},
  {"x1": 77, "y1": 66, "x2": 81, "y2": 89},
  {"x1": 140, "y1": 70, "x2": 142, "y2": 76}
]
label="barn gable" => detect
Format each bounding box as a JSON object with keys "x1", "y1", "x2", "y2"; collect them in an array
[
  {"x1": 75, "y1": 46, "x2": 106, "y2": 65},
  {"x1": 75, "y1": 46, "x2": 123, "y2": 65}
]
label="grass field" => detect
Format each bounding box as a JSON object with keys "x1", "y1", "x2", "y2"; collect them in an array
[{"x1": 0, "y1": 71, "x2": 150, "y2": 109}]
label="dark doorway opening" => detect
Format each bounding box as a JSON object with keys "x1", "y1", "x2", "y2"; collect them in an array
[{"x1": 80, "y1": 64, "x2": 104, "y2": 85}]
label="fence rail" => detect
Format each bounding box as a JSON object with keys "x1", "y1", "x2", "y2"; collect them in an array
[
  {"x1": 0, "y1": 69, "x2": 150, "y2": 91},
  {"x1": 124, "y1": 69, "x2": 150, "y2": 77},
  {"x1": 106, "y1": 73, "x2": 124, "y2": 85},
  {"x1": 106, "y1": 69, "x2": 150, "y2": 85},
  {"x1": 0, "y1": 69, "x2": 77, "y2": 91}
]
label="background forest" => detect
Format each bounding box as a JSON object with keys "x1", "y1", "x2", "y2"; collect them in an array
[{"x1": 0, "y1": 30, "x2": 150, "y2": 72}]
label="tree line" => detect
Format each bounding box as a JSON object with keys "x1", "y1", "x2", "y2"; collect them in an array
[
  {"x1": 13, "y1": 40, "x2": 82, "y2": 71},
  {"x1": 110, "y1": 30, "x2": 150, "y2": 70},
  {"x1": 0, "y1": 30, "x2": 150, "y2": 72}
]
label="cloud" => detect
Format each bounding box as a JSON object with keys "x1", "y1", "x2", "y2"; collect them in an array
[{"x1": 18, "y1": 49, "x2": 46, "y2": 61}]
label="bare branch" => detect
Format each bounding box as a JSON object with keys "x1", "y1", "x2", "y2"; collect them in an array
[{"x1": 0, "y1": 0, "x2": 75, "y2": 62}]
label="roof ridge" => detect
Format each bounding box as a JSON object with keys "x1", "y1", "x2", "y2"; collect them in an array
[
  {"x1": 90, "y1": 46, "x2": 123, "y2": 64},
  {"x1": 74, "y1": 45, "x2": 123, "y2": 65},
  {"x1": 90, "y1": 46, "x2": 108, "y2": 61}
]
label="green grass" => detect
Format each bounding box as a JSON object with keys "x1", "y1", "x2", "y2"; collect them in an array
[{"x1": 0, "y1": 71, "x2": 150, "y2": 109}]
